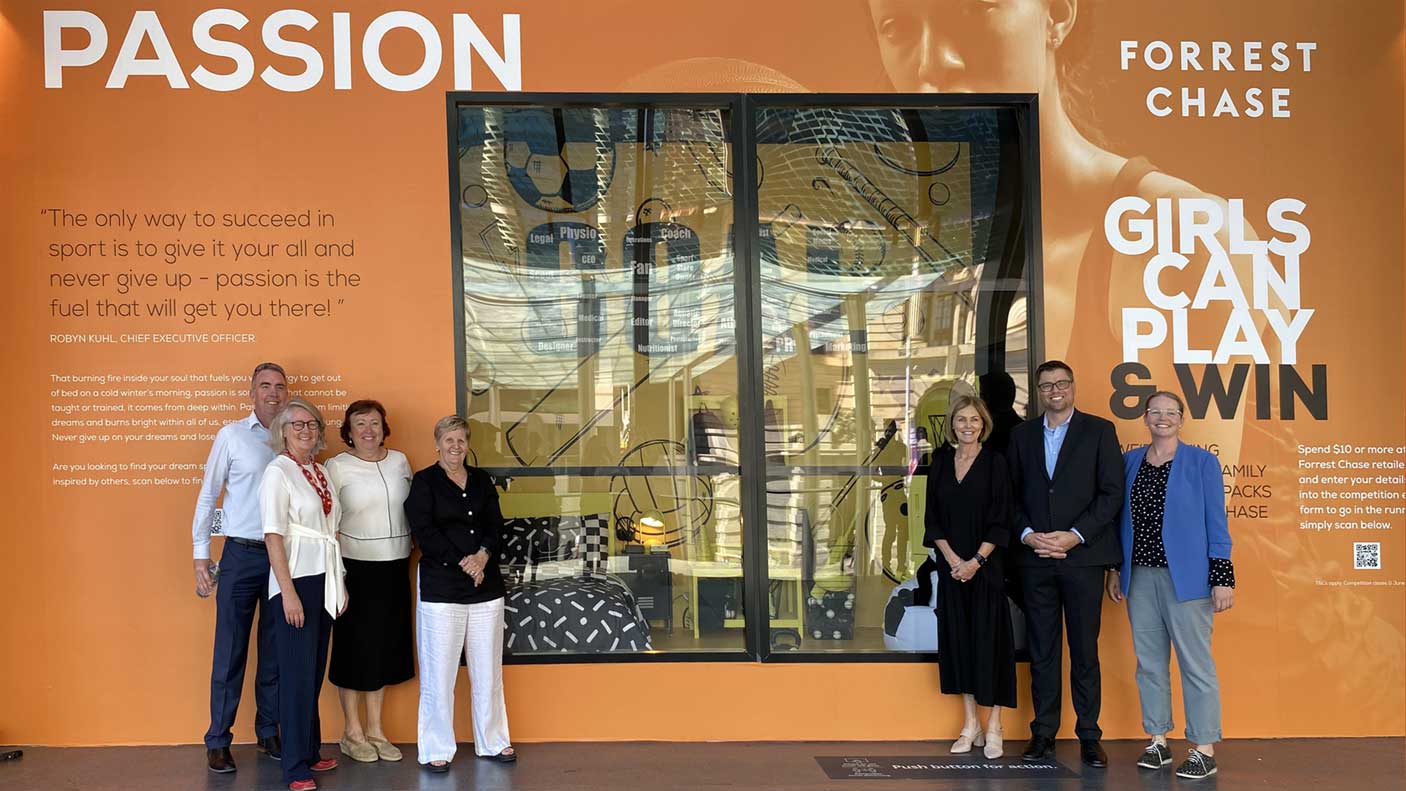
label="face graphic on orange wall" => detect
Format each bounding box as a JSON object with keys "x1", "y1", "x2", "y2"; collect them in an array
[{"x1": 866, "y1": 0, "x2": 1064, "y2": 94}]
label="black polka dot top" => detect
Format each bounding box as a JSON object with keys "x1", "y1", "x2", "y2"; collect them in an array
[{"x1": 1131, "y1": 458, "x2": 1235, "y2": 588}]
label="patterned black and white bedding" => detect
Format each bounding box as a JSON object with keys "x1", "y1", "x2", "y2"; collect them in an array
[
  {"x1": 503, "y1": 574, "x2": 651, "y2": 653},
  {"x1": 498, "y1": 514, "x2": 651, "y2": 654}
]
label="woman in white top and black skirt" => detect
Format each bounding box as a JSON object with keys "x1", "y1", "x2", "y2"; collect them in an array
[
  {"x1": 260, "y1": 398, "x2": 347, "y2": 791},
  {"x1": 324, "y1": 400, "x2": 414, "y2": 764}
]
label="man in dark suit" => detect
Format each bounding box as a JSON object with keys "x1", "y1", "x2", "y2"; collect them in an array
[{"x1": 1007, "y1": 361, "x2": 1123, "y2": 768}]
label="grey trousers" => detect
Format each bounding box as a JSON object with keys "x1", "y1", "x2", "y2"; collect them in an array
[{"x1": 1127, "y1": 566, "x2": 1223, "y2": 744}]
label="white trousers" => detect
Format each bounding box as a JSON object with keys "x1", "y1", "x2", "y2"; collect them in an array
[{"x1": 416, "y1": 592, "x2": 511, "y2": 763}]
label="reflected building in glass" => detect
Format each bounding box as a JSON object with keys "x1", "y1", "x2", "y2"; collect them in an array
[{"x1": 451, "y1": 98, "x2": 1034, "y2": 657}]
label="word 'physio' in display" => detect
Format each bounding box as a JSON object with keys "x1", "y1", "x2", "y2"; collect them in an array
[{"x1": 43, "y1": 9, "x2": 521, "y2": 92}]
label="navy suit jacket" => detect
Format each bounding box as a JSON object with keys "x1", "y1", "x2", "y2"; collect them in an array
[
  {"x1": 1007, "y1": 410, "x2": 1124, "y2": 567},
  {"x1": 1117, "y1": 442, "x2": 1232, "y2": 601}
]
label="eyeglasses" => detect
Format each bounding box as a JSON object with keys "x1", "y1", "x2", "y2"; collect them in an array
[
  {"x1": 1146, "y1": 409, "x2": 1183, "y2": 419},
  {"x1": 1037, "y1": 379, "x2": 1073, "y2": 393},
  {"x1": 289, "y1": 420, "x2": 320, "y2": 431}
]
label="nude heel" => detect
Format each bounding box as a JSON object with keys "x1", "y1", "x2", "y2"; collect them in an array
[
  {"x1": 951, "y1": 725, "x2": 986, "y2": 754},
  {"x1": 983, "y1": 727, "x2": 1004, "y2": 759}
]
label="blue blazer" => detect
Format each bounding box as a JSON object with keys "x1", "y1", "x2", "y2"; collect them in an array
[{"x1": 1117, "y1": 443, "x2": 1232, "y2": 601}]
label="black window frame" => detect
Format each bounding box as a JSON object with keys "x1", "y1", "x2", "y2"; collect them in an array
[{"x1": 446, "y1": 91, "x2": 1044, "y2": 664}]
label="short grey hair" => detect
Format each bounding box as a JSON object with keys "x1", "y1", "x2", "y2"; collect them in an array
[
  {"x1": 433, "y1": 415, "x2": 470, "y2": 443},
  {"x1": 269, "y1": 398, "x2": 327, "y2": 455},
  {"x1": 251, "y1": 361, "x2": 287, "y2": 385}
]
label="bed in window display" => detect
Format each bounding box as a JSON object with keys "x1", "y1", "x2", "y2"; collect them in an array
[{"x1": 496, "y1": 495, "x2": 653, "y2": 654}]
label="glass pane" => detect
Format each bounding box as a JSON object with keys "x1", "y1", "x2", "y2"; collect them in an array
[
  {"x1": 455, "y1": 104, "x2": 746, "y2": 654},
  {"x1": 754, "y1": 106, "x2": 1031, "y2": 653}
]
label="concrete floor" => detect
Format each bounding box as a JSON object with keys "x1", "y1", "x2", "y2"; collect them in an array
[{"x1": 0, "y1": 738, "x2": 1401, "y2": 791}]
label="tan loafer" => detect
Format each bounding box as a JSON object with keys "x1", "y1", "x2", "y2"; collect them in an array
[
  {"x1": 338, "y1": 737, "x2": 378, "y2": 763},
  {"x1": 366, "y1": 737, "x2": 403, "y2": 762}
]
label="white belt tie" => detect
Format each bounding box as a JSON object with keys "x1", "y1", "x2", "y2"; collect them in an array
[{"x1": 286, "y1": 522, "x2": 347, "y2": 618}]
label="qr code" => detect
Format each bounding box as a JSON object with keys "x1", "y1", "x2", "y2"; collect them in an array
[
  {"x1": 210, "y1": 508, "x2": 225, "y2": 536},
  {"x1": 1354, "y1": 542, "x2": 1381, "y2": 570}
]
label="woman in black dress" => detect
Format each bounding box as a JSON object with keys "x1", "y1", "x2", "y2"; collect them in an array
[{"x1": 924, "y1": 394, "x2": 1017, "y2": 759}]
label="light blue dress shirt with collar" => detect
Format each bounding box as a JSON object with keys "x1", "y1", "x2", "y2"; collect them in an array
[
  {"x1": 1043, "y1": 414, "x2": 1071, "y2": 479},
  {"x1": 191, "y1": 412, "x2": 275, "y2": 559},
  {"x1": 1020, "y1": 411, "x2": 1085, "y2": 545}
]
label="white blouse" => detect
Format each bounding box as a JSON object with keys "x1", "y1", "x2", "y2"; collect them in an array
[
  {"x1": 325, "y1": 449, "x2": 413, "y2": 562},
  {"x1": 260, "y1": 454, "x2": 346, "y2": 615}
]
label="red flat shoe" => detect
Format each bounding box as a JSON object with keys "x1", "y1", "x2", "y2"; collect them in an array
[
  {"x1": 288, "y1": 780, "x2": 317, "y2": 791},
  {"x1": 310, "y1": 758, "x2": 338, "y2": 772}
]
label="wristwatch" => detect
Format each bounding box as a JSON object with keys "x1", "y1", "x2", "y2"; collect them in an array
[{"x1": 975, "y1": 553, "x2": 988, "y2": 567}]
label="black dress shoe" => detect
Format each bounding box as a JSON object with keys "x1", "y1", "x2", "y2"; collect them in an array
[
  {"x1": 207, "y1": 747, "x2": 236, "y2": 773},
  {"x1": 1080, "y1": 739, "x2": 1109, "y2": 768},
  {"x1": 1022, "y1": 736, "x2": 1055, "y2": 762},
  {"x1": 257, "y1": 735, "x2": 282, "y2": 761}
]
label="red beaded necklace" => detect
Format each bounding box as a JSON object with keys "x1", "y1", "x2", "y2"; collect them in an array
[{"x1": 285, "y1": 452, "x2": 332, "y2": 516}]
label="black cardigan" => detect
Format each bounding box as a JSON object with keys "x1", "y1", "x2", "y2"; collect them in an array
[{"x1": 405, "y1": 463, "x2": 506, "y2": 604}]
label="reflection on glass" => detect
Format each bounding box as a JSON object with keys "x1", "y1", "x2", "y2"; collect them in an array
[
  {"x1": 455, "y1": 105, "x2": 746, "y2": 654},
  {"x1": 451, "y1": 101, "x2": 1034, "y2": 657},
  {"x1": 755, "y1": 107, "x2": 1031, "y2": 652}
]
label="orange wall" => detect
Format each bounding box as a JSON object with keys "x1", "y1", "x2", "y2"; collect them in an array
[{"x1": 2, "y1": 0, "x2": 1403, "y2": 746}]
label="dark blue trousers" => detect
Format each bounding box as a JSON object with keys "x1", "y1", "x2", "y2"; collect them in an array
[
  {"x1": 205, "y1": 541, "x2": 280, "y2": 749},
  {"x1": 1022, "y1": 563, "x2": 1106, "y2": 741},
  {"x1": 273, "y1": 574, "x2": 331, "y2": 784}
]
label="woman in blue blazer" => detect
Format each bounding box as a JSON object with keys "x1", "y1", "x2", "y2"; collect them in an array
[{"x1": 1106, "y1": 391, "x2": 1235, "y2": 781}]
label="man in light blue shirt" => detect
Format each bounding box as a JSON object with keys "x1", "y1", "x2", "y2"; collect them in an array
[
  {"x1": 1018, "y1": 414, "x2": 1085, "y2": 547},
  {"x1": 1007, "y1": 360, "x2": 1124, "y2": 769},
  {"x1": 192, "y1": 362, "x2": 288, "y2": 773}
]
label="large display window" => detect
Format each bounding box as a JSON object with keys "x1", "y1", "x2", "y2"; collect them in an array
[{"x1": 447, "y1": 94, "x2": 1040, "y2": 661}]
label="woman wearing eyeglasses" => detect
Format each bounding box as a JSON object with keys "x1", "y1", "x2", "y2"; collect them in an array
[
  {"x1": 1107, "y1": 391, "x2": 1234, "y2": 781},
  {"x1": 261, "y1": 399, "x2": 348, "y2": 791}
]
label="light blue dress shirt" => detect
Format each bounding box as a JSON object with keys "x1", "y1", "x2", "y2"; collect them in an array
[
  {"x1": 1043, "y1": 415, "x2": 1070, "y2": 479},
  {"x1": 192, "y1": 413, "x2": 275, "y2": 559},
  {"x1": 1021, "y1": 412, "x2": 1085, "y2": 545}
]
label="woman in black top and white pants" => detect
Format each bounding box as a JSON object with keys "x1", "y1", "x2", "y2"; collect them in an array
[{"x1": 406, "y1": 416, "x2": 516, "y2": 771}]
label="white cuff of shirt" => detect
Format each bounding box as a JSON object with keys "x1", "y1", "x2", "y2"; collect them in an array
[{"x1": 1071, "y1": 528, "x2": 1086, "y2": 543}]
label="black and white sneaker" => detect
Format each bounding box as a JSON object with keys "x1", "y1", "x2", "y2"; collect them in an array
[
  {"x1": 1175, "y1": 748, "x2": 1218, "y2": 779},
  {"x1": 1136, "y1": 741, "x2": 1172, "y2": 769}
]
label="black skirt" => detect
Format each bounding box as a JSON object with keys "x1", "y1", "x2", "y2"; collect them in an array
[{"x1": 329, "y1": 557, "x2": 415, "y2": 691}]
